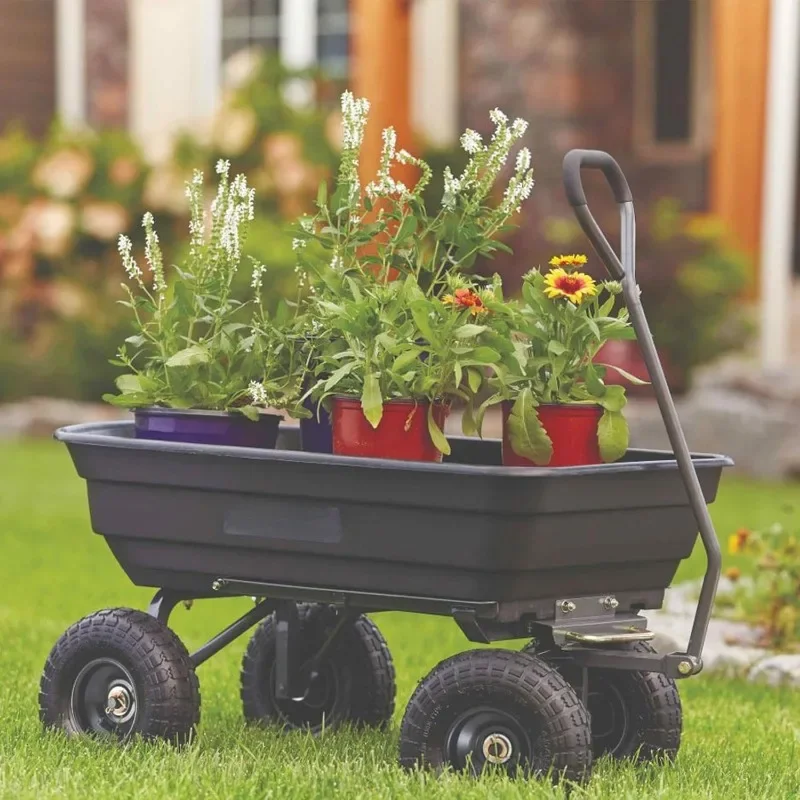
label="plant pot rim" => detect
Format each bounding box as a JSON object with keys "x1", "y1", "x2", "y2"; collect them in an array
[
  {"x1": 135, "y1": 406, "x2": 282, "y2": 420},
  {"x1": 502, "y1": 400, "x2": 602, "y2": 410},
  {"x1": 332, "y1": 395, "x2": 447, "y2": 407}
]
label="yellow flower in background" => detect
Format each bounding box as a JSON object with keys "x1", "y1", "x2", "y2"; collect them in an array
[
  {"x1": 543, "y1": 268, "x2": 597, "y2": 304},
  {"x1": 728, "y1": 528, "x2": 752, "y2": 554},
  {"x1": 549, "y1": 253, "x2": 588, "y2": 269}
]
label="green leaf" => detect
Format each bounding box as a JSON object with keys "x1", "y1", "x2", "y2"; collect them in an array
[
  {"x1": 166, "y1": 345, "x2": 211, "y2": 368},
  {"x1": 547, "y1": 340, "x2": 567, "y2": 356},
  {"x1": 461, "y1": 400, "x2": 478, "y2": 437},
  {"x1": 598, "y1": 409, "x2": 629, "y2": 462},
  {"x1": 124, "y1": 335, "x2": 147, "y2": 348},
  {"x1": 409, "y1": 301, "x2": 435, "y2": 343},
  {"x1": 316, "y1": 180, "x2": 328, "y2": 208},
  {"x1": 427, "y1": 403, "x2": 451, "y2": 456},
  {"x1": 361, "y1": 374, "x2": 383, "y2": 429},
  {"x1": 394, "y1": 214, "x2": 417, "y2": 242},
  {"x1": 115, "y1": 374, "x2": 142, "y2": 394},
  {"x1": 324, "y1": 362, "x2": 358, "y2": 391},
  {"x1": 507, "y1": 388, "x2": 553, "y2": 465},
  {"x1": 597, "y1": 384, "x2": 627, "y2": 412},
  {"x1": 466, "y1": 367, "x2": 483, "y2": 394},
  {"x1": 584, "y1": 363, "x2": 607, "y2": 398},
  {"x1": 392, "y1": 348, "x2": 422, "y2": 372},
  {"x1": 237, "y1": 405, "x2": 261, "y2": 422},
  {"x1": 454, "y1": 324, "x2": 488, "y2": 339},
  {"x1": 597, "y1": 363, "x2": 650, "y2": 386},
  {"x1": 102, "y1": 392, "x2": 151, "y2": 408},
  {"x1": 467, "y1": 347, "x2": 501, "y2": 364}
]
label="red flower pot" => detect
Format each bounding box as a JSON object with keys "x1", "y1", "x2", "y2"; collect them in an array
[
  {"x1": 332, "y1": 397, "x2": 449, "y2": 462},
  {"x1": 501, "y1": 402, "x2": 603, "y2": 467}
]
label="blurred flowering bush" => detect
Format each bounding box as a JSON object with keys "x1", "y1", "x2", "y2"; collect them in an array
[
  {"x1": 0, "y1": 53, "x2": 339, "y2": 402},
  {"x1": 722, "y1": 525, "x2": 800, "y2": 652}
]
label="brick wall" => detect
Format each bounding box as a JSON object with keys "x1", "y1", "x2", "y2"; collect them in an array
[{"x1": 458, "y1": 0, "x2": 707, "y2": 283}]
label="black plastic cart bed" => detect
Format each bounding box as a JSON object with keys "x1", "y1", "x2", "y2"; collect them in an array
[{"x1": 39, "y1": 151, "x2": 733, "y2": 784}]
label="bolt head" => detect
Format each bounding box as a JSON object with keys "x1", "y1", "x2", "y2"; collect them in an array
[
  {"x1": 678, "y1": 660, "x2": 693, "y2": 675},
  {"x1": 560, "y1": 600, "x2": 577, "y2": 614},
  {"x1": 600, "y1": 596, "x2": 620, "y2": 610}
]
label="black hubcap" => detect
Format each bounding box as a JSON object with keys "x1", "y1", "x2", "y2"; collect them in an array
[
  {"x1": 587, "y1": 678, "x2": 630, "y2": 756},
  {"x1": 445, "y1": 707, "x2": 532, "y2": 774},
  {"x1": 69, "y1": 658, "x2": 138, "y2": 737},
  {"x1": 270, "y1": 662, "x2": 339, "y2": 729}
]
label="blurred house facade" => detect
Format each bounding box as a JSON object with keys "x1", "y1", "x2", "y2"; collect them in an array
[{"x1": 1, "y1": 0, "x2": 798, "y2": 368}]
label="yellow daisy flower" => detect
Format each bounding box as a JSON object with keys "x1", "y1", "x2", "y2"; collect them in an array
[
  {"x1": 543, "y1": 268, "x2": 597, "y2": 304},
  {"x1": 548, "y1": 253, "x2": 588, "y2": 269}
]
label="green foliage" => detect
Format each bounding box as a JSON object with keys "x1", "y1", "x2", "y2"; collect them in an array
[
  {"x1": 103, "y1": 165, "x2": 267, "y2": 415},
  {"x1": 545, "y1": 199, "x2": 752, "y2": 385},
  {"x1": 249, "y1": 94, "x2": 535, "y2": 451},
  {"x1": 483, "y1": 263, "x2": 638, "y2": 464},
  {"x1": 722, "y1": 524, "x2": 800, "y2": 652}
]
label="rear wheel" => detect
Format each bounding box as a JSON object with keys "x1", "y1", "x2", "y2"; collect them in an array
[
  {"x1": 39, "y1": 608, "x2": 200, "y2": 744},
  {"x1": 525, "y1": 640, "x2": 682, "y2": 762},
  {"x1": 240, "y1": 603, "x2": 395, "y2": 732}
]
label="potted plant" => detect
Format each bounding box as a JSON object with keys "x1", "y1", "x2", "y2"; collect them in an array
[
  {"x1": 257, "y1": 91, "x2": 533, "y2": 460},
  {"x1": 103, "y1": 161, "x2": 282, "y2": 447},
  {"x1": 480, "y1": 255, "x2": 644, "y2": 467}
]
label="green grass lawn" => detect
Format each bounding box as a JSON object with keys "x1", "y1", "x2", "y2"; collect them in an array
[{"x1": 0, "y1": 439, "x2": 798, "y2": 799}]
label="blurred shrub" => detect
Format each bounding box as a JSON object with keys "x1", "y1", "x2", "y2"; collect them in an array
[
  {"x1": 545, "y1": 198, "x2": 753, "y2": 388},
  {"x1": 722, "y1": 525, "x2": 800, "y2": 652},
  {"x1": 0, "y1": 53, "x2": 339, "y2": 402}
]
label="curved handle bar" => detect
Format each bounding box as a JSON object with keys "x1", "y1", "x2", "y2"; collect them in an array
[
  {"x1": 562, "y1": 149, "x2": 722, "y2": 672},
  {"x1": 562, "y1": 149, "x2": 633, "y2": 207},
  {"x1": 561, "y1": 149, "x2": 633, "y2": 281}
]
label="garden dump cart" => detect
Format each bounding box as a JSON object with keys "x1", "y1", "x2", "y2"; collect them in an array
[{"x1": 42, "y1": 150, "x2": 731, "y2": 783}]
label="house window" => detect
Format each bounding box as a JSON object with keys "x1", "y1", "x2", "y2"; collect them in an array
[
  {"x1": 222, "y1": 0, "x2": 281, "y2": 61},
  {"x1": 317, "y1": 0, "x2": 349, "y2": 78},
  {"x1": 221, "y1": 0, "x2": 349, "y2": 76},
  {"x1": 634, "y1": 0, "x2": 710, "y2": 159}
]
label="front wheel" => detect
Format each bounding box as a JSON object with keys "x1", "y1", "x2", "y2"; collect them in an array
[
  {"x1": 39, "y1": 608, "x2": 200, "y2": 744},
  {"x1": 398, "y1": 649, "x2": 592, "y2": 783}
]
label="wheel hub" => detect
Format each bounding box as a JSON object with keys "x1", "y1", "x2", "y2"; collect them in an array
[
  {"x1": 69, "y1": 658, "x2": 138, "y2": 735},
  {"x1": 106, "y1": 683, "x2": 134, "y2": 720},
  {"x1": 445, "y1": 707, "x2": 530, "y2": 773},
  {"x1": 482, "y1": 732, "x2": 513, "y2": 764}
]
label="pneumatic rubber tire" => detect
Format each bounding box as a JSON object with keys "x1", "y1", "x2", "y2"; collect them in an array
[
  {"x1": 39, "y1": 608, "x2": 200, "y2": 744},
  {"x1": 398, "y1": 649, "x2": 592, "y2": 783},
  {"x1": 525, "y1": 640, "x2": 682, "y2": 762},
  {"x1": 240, "y1": 603, "x2": 396, "y2": 732}
]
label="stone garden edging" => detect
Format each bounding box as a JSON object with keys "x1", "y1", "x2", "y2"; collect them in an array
[{"x1": 649, "y1": 579, "x2": 800, "y2": 687}]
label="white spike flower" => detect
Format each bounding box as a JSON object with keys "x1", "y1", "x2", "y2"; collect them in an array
[
  {"x1": 489, "y1": 108, "x2": 508, "y2": 126},
  {"x1": 460, "y1": 129, "x2": 483, "y2": 155}
]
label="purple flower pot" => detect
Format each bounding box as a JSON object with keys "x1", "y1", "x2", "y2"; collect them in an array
[
  {"x1": 299, "y1": 399, "x2": 333, "y2": 453},
  {"x1": 134, "y1": 407, "x2": 281, "y2": 449}
]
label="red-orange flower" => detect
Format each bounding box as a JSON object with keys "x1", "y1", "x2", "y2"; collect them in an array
[{"x1": 442, "y1": 287, "x2": 488, "y2": 316}]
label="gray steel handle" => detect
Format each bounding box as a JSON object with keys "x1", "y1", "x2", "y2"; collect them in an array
[{"x1": 562, "y1": 149, "x2": 721, "y2": 671}]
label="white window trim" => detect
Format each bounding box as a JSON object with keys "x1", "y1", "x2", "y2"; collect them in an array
[
  {"x1": 55, "y1": 0, "x2": 86, "y2": 126},
  {"x1": 759, "y1": 0, "x2": 800, "y2": 370},
  {"x1": 412, "y1": 0, "x2": 459, "y2": 147},
  {"x1": 280, "y1": 0, "x2": 317, "y2": 106},
  {"x1": 633, "y1": 0, "x2": 711, "y2": 162}
]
